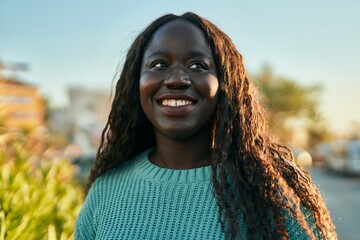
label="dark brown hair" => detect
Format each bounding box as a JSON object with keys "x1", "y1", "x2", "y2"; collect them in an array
[{"x1": 87, "y1": 12, "x2": 336, "y2": 239}]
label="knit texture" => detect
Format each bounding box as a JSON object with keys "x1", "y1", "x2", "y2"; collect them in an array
[{"x1": 75, "y1": 149, "x2": 320, "y2": 239}]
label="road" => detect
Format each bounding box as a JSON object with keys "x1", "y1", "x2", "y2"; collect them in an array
[{"x1": 309, "y1": 168, "x2": 360, "y2": 239}]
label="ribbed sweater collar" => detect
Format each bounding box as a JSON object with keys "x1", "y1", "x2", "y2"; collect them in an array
[{"x1": 132, "y1": 149, "x2": 212, "y2": 184}]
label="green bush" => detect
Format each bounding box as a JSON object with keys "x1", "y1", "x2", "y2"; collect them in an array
[{"x1": 0, "y1": 131, "x2": 85, "y2": 240}]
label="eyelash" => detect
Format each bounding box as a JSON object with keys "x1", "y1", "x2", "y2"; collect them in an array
[
  {"x1": 151, "y1": 61, "x2": 168, "y2": 69},
  {"x1": 189, "y1": 62, "x2": 207, "y2": 70},
  {"x1": 149, "y1": 61, "x2": 208, "y2": 70}
]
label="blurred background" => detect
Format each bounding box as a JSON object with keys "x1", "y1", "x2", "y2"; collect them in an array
[{"x1": 0, "y1": 0, "x2": 359, "y2": 239}]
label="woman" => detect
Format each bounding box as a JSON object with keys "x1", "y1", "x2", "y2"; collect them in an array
[{"x1": 75, "y1": 12, "x2": 337, "y2": 239}]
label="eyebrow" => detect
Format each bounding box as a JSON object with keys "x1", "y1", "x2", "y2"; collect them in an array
[
  {"x1": 145, "y1": 49, "x2": 212, "y2": 60},
  {"x1": 144, "y1": 50, "x2": 170, "y2": 60},
  {"x1": 187, "y1": 50, "x2": 212, "y2": 59}
]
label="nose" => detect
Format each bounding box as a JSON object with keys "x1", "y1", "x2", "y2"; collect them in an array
[{"x1": 164, "y1": 66, "x2": 191, "y2": 89}]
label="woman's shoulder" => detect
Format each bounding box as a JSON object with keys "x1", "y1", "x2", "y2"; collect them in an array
[
  {"x1": 284, "y1": 205, "x2": 322, "y2": 239},
  {"x1": 91, "y1": 149, "x2": 152, "y2": 188}
]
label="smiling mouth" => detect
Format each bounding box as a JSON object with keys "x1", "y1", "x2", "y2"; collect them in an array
[{"x1": 160, "y1": 99, "x2": 194, "y2": 107}]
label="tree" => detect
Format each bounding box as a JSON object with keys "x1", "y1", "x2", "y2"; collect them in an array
[{"x1": 253, "y1": 65, "x2": 330, "y2": 148}]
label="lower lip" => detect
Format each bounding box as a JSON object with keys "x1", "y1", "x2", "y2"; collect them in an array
[{"x1": 158, "y1": 103, "x2": 194, "y2": 117}]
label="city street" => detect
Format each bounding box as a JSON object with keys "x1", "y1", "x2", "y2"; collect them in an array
[{"x1": 309, "y1": 168, "x2": 360, "y2": 239}]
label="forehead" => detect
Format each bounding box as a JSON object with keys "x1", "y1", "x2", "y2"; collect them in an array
[{"x1": 143, "y1": 20, "x2": 212, "y2": 57}]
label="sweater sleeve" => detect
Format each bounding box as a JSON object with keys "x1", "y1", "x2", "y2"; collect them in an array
[{"x1": 74, "y1": 183, "x2": 99, "y2": 240}]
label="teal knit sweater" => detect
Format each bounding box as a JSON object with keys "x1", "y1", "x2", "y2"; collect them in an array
[{"x1": 75, "y1": 149, "x2": 320, "y2": 239}]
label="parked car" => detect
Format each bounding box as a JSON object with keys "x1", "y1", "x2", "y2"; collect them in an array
[{"x1": 322, "y1": 140, "x2": 360, "y2": 175}]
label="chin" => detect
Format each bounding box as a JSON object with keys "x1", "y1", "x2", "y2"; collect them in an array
[
  {"x1": 156, "y1": 125, "x2": 195, "y2": 139},
  {"x1": 161, "y1": 130, "x2": 195, "y2": 141}
]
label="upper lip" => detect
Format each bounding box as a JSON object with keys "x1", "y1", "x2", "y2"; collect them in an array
[{"x1": 155, "y1": 93, "x2": 197, "y2": 102}]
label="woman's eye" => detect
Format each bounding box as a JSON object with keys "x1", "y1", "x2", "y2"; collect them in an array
[
  {"x1": 151, "y1": 62, "x2": 167, "y2": 69},
  {"x1": 189, "y1": 63, "x2": 206, "y2": 70}
]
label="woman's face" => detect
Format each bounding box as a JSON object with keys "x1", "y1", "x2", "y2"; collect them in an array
[{"x1": 140, "y1": 20, "x2": 219, "y2": 140}]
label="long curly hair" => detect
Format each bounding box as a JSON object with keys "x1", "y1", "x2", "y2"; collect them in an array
[{"x1": 87, "y1": 12, "x2": 337, "y2": 239}]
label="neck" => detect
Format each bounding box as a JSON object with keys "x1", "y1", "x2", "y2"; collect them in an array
[{"x1": 150, "y1": 130, "x2": 213, "y2": 169}]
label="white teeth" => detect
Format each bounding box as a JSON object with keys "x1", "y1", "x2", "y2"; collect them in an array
[{"x1": 161, "y1": 99, "x2": 193, "y2": 107}]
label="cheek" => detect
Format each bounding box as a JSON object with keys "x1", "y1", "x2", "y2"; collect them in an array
[
  {"x1": 139, "y1": 76, "x2": 153, "y2": 115},
  {"x1": 139, "y1": 73, "x2": 157, "y2": 101},
  {"x1": 139, "y1": 73, "x2": 163, "y2": 118},
  {"x1": 206, "y1": 75, "x2": 219, "y2": 99}
]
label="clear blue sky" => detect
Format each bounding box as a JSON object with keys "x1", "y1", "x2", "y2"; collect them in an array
[{"x1": 1, "y1": 0, "x2": 359, "y2": 134}]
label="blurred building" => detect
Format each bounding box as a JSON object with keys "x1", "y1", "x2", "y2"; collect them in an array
[
  {"x1": 49, "y1": 86, "x2": 111, "y2": 151},
  {"x1": 0, "y1": 78, "x2": 45, "y2": 129},
  {"x1": 68, "y1": 86, "x2": 110, "y2": 150}
]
